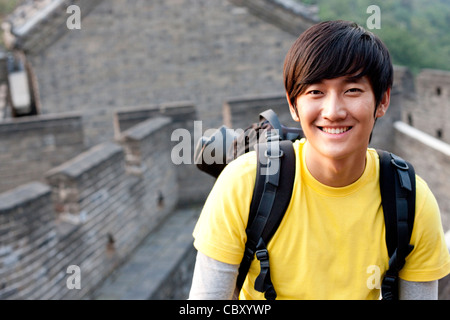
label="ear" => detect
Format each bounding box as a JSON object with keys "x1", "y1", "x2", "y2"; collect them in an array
[
  {"x1": 375, "y1": 87, "x2": 391, "y2": 118},
  {"x1": 286, "y1": 92, "x2": 300, "y2": 122}
]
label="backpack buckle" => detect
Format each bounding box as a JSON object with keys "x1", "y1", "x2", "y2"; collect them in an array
[
  {"x1": 389, "y1": 154, "x2": 412, "y2": 191},
  {"x1": 381, "y1": 274, "x2": 398, "y2": 300},
  {"x1": 264, "y1": 148, "x2": 284, "y2": 159},
  {"x1": 390, "y1": 154, "x2": 409, "y2": 171},
  {"x1": 264, "y1": 129, "x2": 281, "y2": 142},
  {"x1": 255, "y1": 248, "x2": 269, "y2": 261}
]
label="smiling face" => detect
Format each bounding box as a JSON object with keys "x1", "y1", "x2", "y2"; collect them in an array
[
  {"x1": 283, "y1": 20, "x2": 393, "y2": 185},
  {"x1": 288, "y1": 75, "x2": 390, "y2": 161}
]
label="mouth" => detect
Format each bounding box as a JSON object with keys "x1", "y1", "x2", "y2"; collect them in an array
[{"x1": 318, "y1": 126, "x2": 352, "y2": 134}]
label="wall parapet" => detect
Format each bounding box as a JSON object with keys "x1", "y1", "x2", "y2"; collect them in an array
[
  {"x1": 0, "y1": 113, "x2": 180, "y2": 299},
  {"x1": 403, "y1": 68, "x2": 450, "y2": 144},
  {"x1": 223, "y1": 93, "x2": 296, "y2": 130},
  {"x1": 114, "y1": 101, "x2": 196, "y2": 138},
  {"x1": 118, "y1": 116, "x2": 171, "y2": 176},
  {"x1": 0, "y1": 111, "x2": 85, "y2": 193},
  {"x1": 45, "y1": 141, "x2": 125, "y2": 225},
  {"x1": 0, "y1": 181, "x2": 51, "y2": 214},
  {"x1": 0, "y1": 181, "x2": 56, "y2": 299},
  {"x1": 114, "y1": 102, "x2": 213, "y2": 206},
  {"x1": 393, "y1": 121, "x2": 450, "y2": 232}
]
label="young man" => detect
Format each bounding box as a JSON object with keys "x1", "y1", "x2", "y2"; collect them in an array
[{"x1": 189, "y1": 20, "x2": 450, "y2": 300}]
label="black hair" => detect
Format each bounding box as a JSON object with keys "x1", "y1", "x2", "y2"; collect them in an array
[{"x1": 284, "y1": 20, "x2": 393, "y2": 111}]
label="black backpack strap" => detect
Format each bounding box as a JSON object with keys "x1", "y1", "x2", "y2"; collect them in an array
[
  {"x1": 259, "y1": 109, "x2": 283, "y2": 135},
  {"x1": 260, "y1": 109, "x2": 303, "y2": 141},
  {"x1": 236, "y1": 136, "x2": 296, "y2": 299},
  {"x1": 377, "y1": 150, "x2": 416, "y2": 300}
]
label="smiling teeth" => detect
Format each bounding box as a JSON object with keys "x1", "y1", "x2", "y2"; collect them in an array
[{"x1": 321, "y1": 127, "x2": 350, "y2": 134}]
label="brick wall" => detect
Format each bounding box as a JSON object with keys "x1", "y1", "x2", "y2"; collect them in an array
[
  {"x1": 393, "y1": 121, "x2": 450, "y2": 232},
  {"x1": 0, "y1": 116, "x2": 178, "y2": 299},
  {"x1": 393, "y1": 121, "x2": 450, "y2": 300},
  {"x1": 402, "y1": 69, "x2": 450, "y2": 144},
  {"x1": 28, "y1": 0, "x2": 308, "y2": 148},
  {"x1": 223, "y1": 92, "x2": 295, "y2": 129},
  {"x1": 0, "y1": 182, "x2": 55, "y2": 299},
  {"x1": 0, "y1": 112, "x2": 85, "y2": 193},
  {"x1": 114, "y1": 101, "x2": 214, "y2": 205}
]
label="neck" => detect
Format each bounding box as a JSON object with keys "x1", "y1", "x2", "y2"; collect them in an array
[{"x1": 304, "y1": 141, "x2": 367, "y2": 188}]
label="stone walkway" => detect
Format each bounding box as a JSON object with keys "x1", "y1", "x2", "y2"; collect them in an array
[{"x1": 90, "y1": 206, "x2": 201, "y2": 300}]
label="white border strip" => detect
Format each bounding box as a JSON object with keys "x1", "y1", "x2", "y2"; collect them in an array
[{"x1": 394, "y1": 121, "x2": 450, "y2": 157}]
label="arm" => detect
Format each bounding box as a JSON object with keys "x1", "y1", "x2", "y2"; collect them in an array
[
  {"x1": 399, "y1": 279, "x2": 438, "y2": 300},
  {"x1": 189, "y1": 251, "x2": 440, "y2": 300},
  {"x1": 189, "y1": 251, "x2": 240, "y2": 300}
]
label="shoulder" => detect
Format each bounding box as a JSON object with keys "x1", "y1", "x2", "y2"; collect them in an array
[
  {"x1": 411, "y1": 173, "x2": 442, "y2": 239},
  {"x1": 223, "y1": 150, "x2": 257, "y2": 177},
  {"x1": 414, "y1": 175, "x2": 436, "y2": 209},
  {"x1": 213, "y1": 151, "x2": 257, "y2": 193},
  {"x1": 193, "y1": 151, "x2": 258, "y2": 264}
]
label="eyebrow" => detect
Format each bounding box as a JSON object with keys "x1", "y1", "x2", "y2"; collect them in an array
[{"x1": 343, "y1": 75, "x2": 368, "y2": 84}]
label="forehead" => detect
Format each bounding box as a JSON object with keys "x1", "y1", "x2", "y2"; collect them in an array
[{"x1": 312, "y1": 75, "x2": 371, "y2": 86}]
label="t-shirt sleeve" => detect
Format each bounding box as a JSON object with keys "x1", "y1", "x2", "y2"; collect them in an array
[
  {"x1": 193, "y1": 152, "x2": 257, "y2": 265},
  {"x1": 399, "y1": 176, "x2": 450, "y2": 282}
]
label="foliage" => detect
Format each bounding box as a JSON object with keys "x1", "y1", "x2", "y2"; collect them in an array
[
  {"x1": 297, "y1": 0, "x2": 450, "y2": 72},
  {"x1": 0, "y1": 0, "x2": 23, "y2": 19}
]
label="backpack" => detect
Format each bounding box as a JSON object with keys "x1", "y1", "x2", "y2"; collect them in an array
[{"x1": 194, "y1": 109, "x2": 416, "y2": 300}]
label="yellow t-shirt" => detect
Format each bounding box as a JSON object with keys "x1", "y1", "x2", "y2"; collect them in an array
[{"x1": 193, "y1": 139, "x2": 450, "y2": 300}]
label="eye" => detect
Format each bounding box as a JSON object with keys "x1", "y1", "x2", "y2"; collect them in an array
[
  {"x1": 346, "y1": 88, "x2": 363, "y2": 93},
  {"x1": 307, "y1": 90, "x2": 323, "y2": 96}
]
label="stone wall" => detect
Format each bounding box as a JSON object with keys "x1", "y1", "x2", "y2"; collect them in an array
[
  {"x1": 393, "y1": 121, "x2": 450, "y2": 232},
  {"x1": 402, "y1": 69, "x2": 450, "y2": 145},
  {"x1": 113, "y1": 101, "x2": 214, "y2": 206},
  {"x1": 0, "y1": 182, "x2": 55, "y2": 299},
  {"x1": 0, "y1": 112, "x2": 85, "y2": 193},
  {"x1": 28, "y1": 0, "x2": 310, "y2": 148},
  {"x1": 223, "y1": 92, "x2": 295, "y2": 129},
  {"x1": 0, "y1": 116, "x2": 178, "y2": 299}
]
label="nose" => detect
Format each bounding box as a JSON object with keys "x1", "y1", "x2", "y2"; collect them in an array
[{"x1": 321, "y1": 93, "x2": 347, "y2": 121}]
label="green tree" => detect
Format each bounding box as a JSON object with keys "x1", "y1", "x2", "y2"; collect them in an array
[{"x1": 294, "y1": 0, "x2": 450, "y2": 72}]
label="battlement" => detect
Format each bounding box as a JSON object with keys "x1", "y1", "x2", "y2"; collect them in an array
[
  {"x1": 0, "y1": 112, "x2": 85, "y2": 193},
  {"x1": 0, "y1": 102, "x2": 201, "y2": 299},
  {"x1": 402, "y1": 69, "x2": 450, "y2": 145}
]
